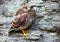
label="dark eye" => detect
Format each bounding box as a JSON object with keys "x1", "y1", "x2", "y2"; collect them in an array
[{"x1": 30, "y1": 6, "x2": 33, "y2": 9}]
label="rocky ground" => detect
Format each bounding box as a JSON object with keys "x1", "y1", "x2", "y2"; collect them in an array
[{"x1": 0, "y1": 0, "x2": 60, "y2": 42}]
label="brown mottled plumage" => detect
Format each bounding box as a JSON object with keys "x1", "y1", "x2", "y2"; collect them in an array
[{"x1": 9, "y1": 5, "x2": 36, "y2": 38}]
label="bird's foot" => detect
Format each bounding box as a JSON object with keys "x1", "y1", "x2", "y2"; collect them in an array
[{"x1": 22, "y1": 29, "x2": 29, "y2": 39}]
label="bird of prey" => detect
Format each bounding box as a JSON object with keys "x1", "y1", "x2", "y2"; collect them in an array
[{"x1": 9, "y1": 5, "x2": 36, "y2": 38}]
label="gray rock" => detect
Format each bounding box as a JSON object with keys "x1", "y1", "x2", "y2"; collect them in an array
[
  {"x1": 0, "y1": 0, "x2": 60, "y2": 42},
  {"x1": 51, "y1": 0, "x2": 59, "y2": 2},
  {"x1": 45, "y1": 2, "x2": 59, "y2": 12},
  {"x1": 0, "y1": 0, "x2": 4, "y2": 4},
  {"x1": 34, "y1": 6, "x2": 48, "y2": 17},
  {"x1": 4, "y1": 0, "x2": 26, "y2": 17},
  {"x1": 0, "y1": 4, "x2": 5, "y2": 16},
  {"x1": 42, "y1": 32, "x2": 59, "y2": 42},
  {"x1": 0, "y1": 16, "x2": 13, "y2": 24},
  {"x1": 43, "y1": 15, "x2": 53, "y2": 21},
  {"x1": 27, "y1": 30, "x2": 42, "y2": 40},
  {"x1": 36, "y1": 11, "x2": 48, "y2": 17},
  {"x1": 38, "y1": 20, "x2": 56, "y2": 30},
  {"x1": 28, "y1": 0, "x2": 44, "y2": 7},
  {"x1": 51, "y1": 13, "x2": 60, "y2": 21}
]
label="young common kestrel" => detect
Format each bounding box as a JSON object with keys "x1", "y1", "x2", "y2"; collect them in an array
[{"x1": 9, "y1": 5, "x2": 36, "y2": 38}]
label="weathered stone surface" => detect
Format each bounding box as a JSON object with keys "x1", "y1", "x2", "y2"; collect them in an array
[
  {"x1": 4, "y1": 0, "x2": 26, "y2": 17},
  {"x1": 0, "y1": 16, "x2": 13, "y2": 24},
  {"x1": 42, "y1": 32, "x2": 59, "y2": 42},
  {"x1": 28, "y1": 0, "x2": 43, "y2": 6},
  {"x1": 0, "y1": 0, "x2": 60, "y2": 42},
  {"x1": 0, "y1": 0, "x2": 4, "y2": 4},
  {"x1": 35, "y1": 15, "x2": 60, "y2": 31},
  {"x1": 45, "y1": 2, "x2": 59, "y2": 11},
  {"x1": 0, "y1": 4, "x2": 5, "y2": 16},
  {"x1": 27, "y1": 30, "x2": 42, "y2": 40}
]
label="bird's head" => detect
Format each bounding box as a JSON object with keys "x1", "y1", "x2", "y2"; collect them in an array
[{"x1": 23, "y1": 3, "x2": 32, "y2": 11}]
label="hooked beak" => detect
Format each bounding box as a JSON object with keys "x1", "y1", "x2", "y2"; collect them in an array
[{"x1": 27, "y1": 7, "x2": 30, "y2": 11}]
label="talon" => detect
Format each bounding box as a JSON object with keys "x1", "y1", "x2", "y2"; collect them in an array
[{"x1": 22, "y1": 29, "x2": 29, "y2": 39}]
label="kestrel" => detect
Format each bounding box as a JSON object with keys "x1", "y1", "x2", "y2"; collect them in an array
[{"x1": 9, "y1": 5, "x2": 36, "y2": 38}]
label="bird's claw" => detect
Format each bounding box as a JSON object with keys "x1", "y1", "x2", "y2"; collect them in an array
[{"x1": 22, "y1": 29, "x2": 29, "y2": 39}]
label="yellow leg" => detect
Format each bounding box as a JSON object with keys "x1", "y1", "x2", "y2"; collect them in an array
[
  {"x1": 19, "y1": 27, "x2": 29, "y2": 39},
  {"x1": 21, "y1": 29, "x2": 29, "y2": 39}
]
